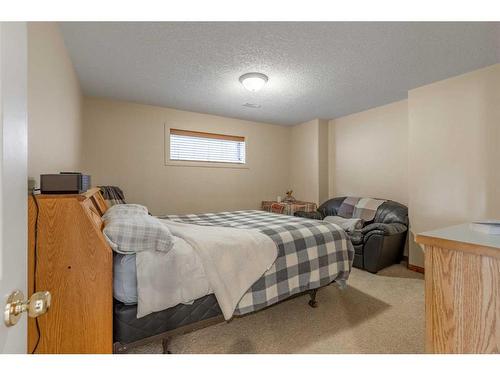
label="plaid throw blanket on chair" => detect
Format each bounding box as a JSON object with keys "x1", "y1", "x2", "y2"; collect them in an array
[{"x1": 352, "y1": 198, "x2": 385, "y2": 221}]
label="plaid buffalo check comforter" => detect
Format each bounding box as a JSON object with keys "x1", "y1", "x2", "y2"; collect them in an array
[{"x1": 160, "y1": 210, "x2": 354, "y2": 315}]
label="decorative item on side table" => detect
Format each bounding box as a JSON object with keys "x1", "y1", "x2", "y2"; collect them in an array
[
  {"x1": 262, "y1": 190, "x2": 317, "y2": 216},
  {"x1": 283, "y1": 190, "x2": 296, "y2": 203}
]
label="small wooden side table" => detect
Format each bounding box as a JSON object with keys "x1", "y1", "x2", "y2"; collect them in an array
[{"x1": 261, "y1": 200, "x2": 317, "y2": 216}]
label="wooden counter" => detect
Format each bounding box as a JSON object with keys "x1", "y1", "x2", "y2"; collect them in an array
[{"x1": 416, "y1": 224, "x2": 499, "y2": 353}]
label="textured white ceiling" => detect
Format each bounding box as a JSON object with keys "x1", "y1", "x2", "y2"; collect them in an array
[{"x1": 60, "y1": 22, "x2": 500, "y2": 125}]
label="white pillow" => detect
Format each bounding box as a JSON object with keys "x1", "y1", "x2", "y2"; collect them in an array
[
  {"x1": 323, "y1": 215, "x2": 363, "y2": 232},
  {"x1": 104, "y1": 215, "x2": 174, "y2": 254},
  {"x1": 102, "y1": 203, "x2": 149, "y2": 221}
]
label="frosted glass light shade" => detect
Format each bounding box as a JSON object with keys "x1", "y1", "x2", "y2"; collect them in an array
[{"x1": 239, "y1": 72, "x2": 268, "y2": 92}]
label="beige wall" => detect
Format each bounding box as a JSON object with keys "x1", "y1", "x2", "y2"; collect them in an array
[
  {"x1": 318, "y1": 119, "x2": 329, "y2": 204},
  {"x1": 28, "y1": 22, "x2": 83, "y2": 188},
  {"x1": 289, "y1": 119, "x2": 329, "y2": 204},
  {"x1": 329, "y1": 100, "x2": 409, "y2": 205},
  {"x1": 329, "y1": 64, "x2": 500, "y2": 268},
  {"x1": 408, "y1": 63, "x2": 500, "y2": 267},
  {"x1": 82, "y1": 97, "x2": 290, "y2": 215},
  {"x1": 32, "y1": 28, "x2": 496, "y2": 271},
  {"x1": 289, "y1": 119, "x2": 319, "y2": 204}
]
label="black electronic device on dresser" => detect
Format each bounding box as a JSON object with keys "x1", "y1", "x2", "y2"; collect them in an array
[{"x1": 40, "y1": 172, "x2": 91, "y2": 194}]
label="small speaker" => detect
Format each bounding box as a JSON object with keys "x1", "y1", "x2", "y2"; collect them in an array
[{"x1": 40, "y1": 172, "x2": 91, "y2": 194}]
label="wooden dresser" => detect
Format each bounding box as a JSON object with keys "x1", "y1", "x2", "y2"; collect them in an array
[
  {"x1": 416, "y1": 224, "x2": 500, "y2": 353},
  {"x1": 28, "y1": 188, "x2": 113, "y2": 353}
]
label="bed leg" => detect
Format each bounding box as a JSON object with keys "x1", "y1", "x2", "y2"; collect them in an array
[
  {"x1": 113, "y1": 342, "x2": 127, "y2": 354},
  {"x1": 162, "y1": 338, "x2": 172, "y2": 354},
  {"x1": 308, "y1": 289, "x2": 318, "y2": 308}
]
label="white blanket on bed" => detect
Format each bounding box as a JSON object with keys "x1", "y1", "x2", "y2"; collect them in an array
[
  {"x1": 135, "y1": 236, "x2": 213, "y2": 318},
  {"x1": 137, "y1": 219, "x2": 278, "y2": 320}
]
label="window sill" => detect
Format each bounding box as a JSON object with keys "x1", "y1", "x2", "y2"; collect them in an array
[{"x1": 165, "y1": 160, "x2": 249, "y2": 169}]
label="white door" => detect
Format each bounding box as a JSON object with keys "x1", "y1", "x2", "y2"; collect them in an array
[{"x1": 0, "y1": 22, "x2": 28, "y2": 354}]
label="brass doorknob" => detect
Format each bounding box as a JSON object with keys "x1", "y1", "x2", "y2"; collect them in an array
[{"x1": 4, "y1": 290, "x2": 51, "y2": 327}]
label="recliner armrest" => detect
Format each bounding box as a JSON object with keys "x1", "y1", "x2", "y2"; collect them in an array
[
  {"x1": 294, "y1": 211, "x2": 323, "y2": 220},
  {"x1": 362, "y1": 222, "x2": 407, "y2": 236}
]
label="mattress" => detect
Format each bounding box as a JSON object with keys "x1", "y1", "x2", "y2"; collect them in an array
[
  {"x1": 113, "y1": 235, "x2": 212, "y2": 308},
  {"x1": 114, "y1": 294, "x2": 222, "y2": 345},
  {"x1": 113, "y1": 253, "x2": 138, "y2": 304}
]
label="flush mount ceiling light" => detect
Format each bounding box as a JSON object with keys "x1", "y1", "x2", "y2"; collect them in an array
[{"x1": 239, "y1": 72, "x2": 268, "y2": 92}]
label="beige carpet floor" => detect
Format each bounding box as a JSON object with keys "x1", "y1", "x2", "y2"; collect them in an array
[{"x1": 130, "y1": 263, "x2": 424, "y2": 354}]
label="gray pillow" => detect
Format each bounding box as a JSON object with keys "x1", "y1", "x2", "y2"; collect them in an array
[
  {"x1": 102, "y1": 203, "x2": 149, "y2": 221},
  {"x1": 323, "y1": 215, "x2": 363, "y2": 232},
  {"x1": 103, "y1": 215, "x2": 173, "y2": 254}
]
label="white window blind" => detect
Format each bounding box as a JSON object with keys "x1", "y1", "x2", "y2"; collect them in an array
[{"x1": 169, "y1": 129, "x2": 246, "y2": 164}]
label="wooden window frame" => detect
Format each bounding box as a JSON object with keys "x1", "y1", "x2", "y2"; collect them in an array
[{"x1": 165, "y1": 125, "x2": 249, "y2": 169}]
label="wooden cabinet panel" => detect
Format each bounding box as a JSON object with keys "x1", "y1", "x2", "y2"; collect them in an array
[
  {"x1": 418, "y1": 225, "x2": 499, "y2": 354},
  {"x1": 28, "y1": 189, "x2": 112, "y2": 354}
]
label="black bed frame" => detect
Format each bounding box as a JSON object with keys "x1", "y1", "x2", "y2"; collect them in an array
[{"x1": 113, "y1": 288, "x2": 320, "y2": 354}]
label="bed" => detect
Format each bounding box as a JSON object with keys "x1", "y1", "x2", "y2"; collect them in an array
[
  {"x1": 28, "y1": 189, "x2": 354, "y2": 353},
  {"x1": 111, "y1": 209, "x2": 354, "y2": 353}
]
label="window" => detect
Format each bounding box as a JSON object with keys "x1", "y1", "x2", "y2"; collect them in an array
[{"x1": 169, "y1": 129, "x2": 246, "y2": 164}]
